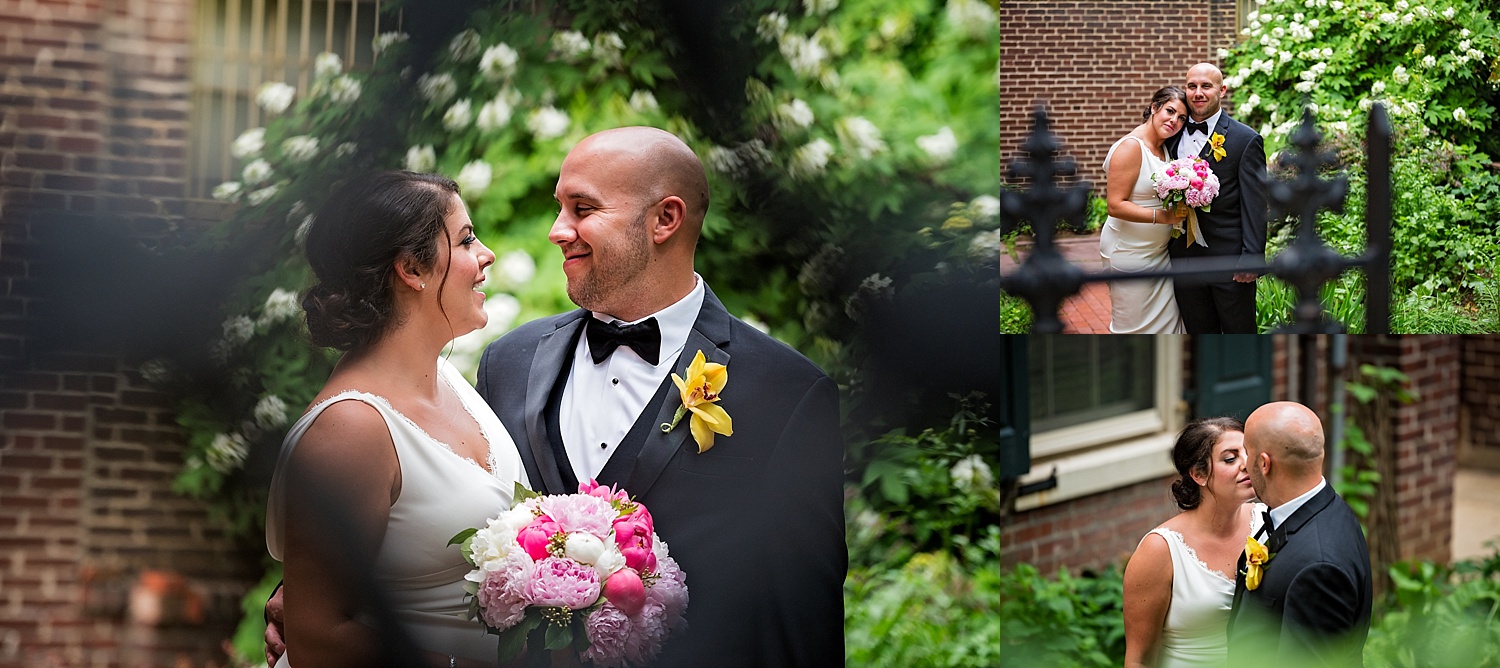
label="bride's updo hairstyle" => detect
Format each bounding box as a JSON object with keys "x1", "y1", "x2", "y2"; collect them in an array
[
  {"x1": 1170, "y1": 416, "x2": 1245, "y2": 510},
  {"x1": 1143, "y1": 86, "x2": 1188, "y2": 122},
  {"x1": 302, "y1": 171, "x2": 461, "y2": 351}
]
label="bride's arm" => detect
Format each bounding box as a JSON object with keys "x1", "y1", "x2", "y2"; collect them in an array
[
  {"x1": 1106, "y1": 139, "x2": 1185, "y2": 226},
  {"x1": 282, "y1": 399, "x2": 401, "y2": 668},
  {"x1": 1123, "y1": 532, "x2": 1173, "y2": 668}
]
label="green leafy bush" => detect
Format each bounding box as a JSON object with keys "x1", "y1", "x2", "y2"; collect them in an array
[
  {"x1": 1367, "y1": 553, "x2": 1500, "y2": 667},
  {"x1": 998, "y1": 563, "x2": 1126, "y2": 668}
]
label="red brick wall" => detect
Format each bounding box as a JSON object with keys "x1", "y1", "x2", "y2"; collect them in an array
[
  {"x1": 1001, "y1": 473, "x2": 1180, "y2": 575},
  {"x1": 1000, "y1": 0, "x2": 1241, "y2": 190},
  {"x1": 1460, "y1": 335, "x2": 1500, "y2": 468},
  {"x1": 1, "y1": 0, "x2": 257, "y2": 665}
]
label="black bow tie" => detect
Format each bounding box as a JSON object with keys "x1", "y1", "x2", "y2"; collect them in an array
[
  {"x1": 586, "y1": 317, "x2": 661, "y2": 365},
  {"x1": 1186, "y1": 120, "x2": 1210, "y2": 135},
  {"x1": 1262, "y1": 510, "x2": 1275, "y2": 534}
]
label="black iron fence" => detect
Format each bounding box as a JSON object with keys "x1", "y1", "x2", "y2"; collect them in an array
[{"x1": 1000, "y1": 104, "x2": 1392, "y2": 334}]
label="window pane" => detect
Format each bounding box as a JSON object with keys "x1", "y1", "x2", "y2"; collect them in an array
[{"x1": 1029, "y1": 336, "x2": 1154, "y2": 432}]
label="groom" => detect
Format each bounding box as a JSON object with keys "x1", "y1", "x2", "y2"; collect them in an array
[
  {"x1": 1230, "y1": 402, "x2": 1372, "y2": 667},
  {"x1": 1166, "y1": 62, "x2": 1269, "y2": 334},
  {"x1": 475, "y1": 126, "x2": 846, "y2": 667}
]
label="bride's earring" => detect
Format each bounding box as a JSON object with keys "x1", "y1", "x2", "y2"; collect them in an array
[{"x1": 419, "y1": 282, "x2": 426, "y2": 290}]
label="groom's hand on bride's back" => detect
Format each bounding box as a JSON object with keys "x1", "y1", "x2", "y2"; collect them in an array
[{"x1": 264, "y1": 583, "x2": 286, "y2": 666}]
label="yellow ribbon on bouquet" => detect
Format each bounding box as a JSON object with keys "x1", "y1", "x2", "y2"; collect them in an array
[{"x1": 1179, "y1": 205, "x2": 1207, "y2": 249}]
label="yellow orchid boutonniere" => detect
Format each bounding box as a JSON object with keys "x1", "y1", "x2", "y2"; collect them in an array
[
  {"x1": 662, "y1": 350, "x2": 733, "y2": 453},
  {"x1": 1243, "y1": 536, "x2": 1275, "y2": 590},
  {"x1": 1209, "y1": 133, "x2": 1227, "y2": 162}
]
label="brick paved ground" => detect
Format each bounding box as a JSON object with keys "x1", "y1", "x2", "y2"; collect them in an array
[{"x1": 1001, "y1": 233, "x2": 1111, "y2": 334}]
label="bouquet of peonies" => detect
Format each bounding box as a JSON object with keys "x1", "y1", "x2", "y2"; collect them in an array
[
  {"x1": 449, "y1": 480, "x2": 688, "y2": 667},
  {"x1": 1151, "y1": 155, "x2": 1219, "y2": 247}
]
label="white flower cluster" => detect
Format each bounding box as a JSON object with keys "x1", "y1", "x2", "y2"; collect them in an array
[
  {"x1": 243, "y1": 159, "x2": 274, "y2": 185},
  {"x1": 477, "y1": 95, "x2": 514, "y2": 132},
  {"x1": 329, "y1": 75, "x2": 361, "y2": 104},
  {"x1": 778, "y1": 33, "x2": 829, "y2": 81},
  {"x1": 551, "y1": 30, "x2": 591, "y2": 62},
  {"x1": 445, "y1": 98, "x2": 474, "y2": 131},
  {"x1": 406, "y1": 144, "x2": 437, "y2": 173},
  {"x1": 836, "y1": 116, "x2": 886, "y2": 160},
  {"x1": 206, "y1": 432, "x2": 249, "y2": 474},
  {"x1": 314, "y1": 52, "x2": 342, "y2": 80},
  {"x1": 705, "y1": 146, "x2": 743, "y2": 176},
  {"x1": 527, "y1": 106, "x2": 570, "y2": 140},
  {"x1": 419, "y1": 72, "x2": 458, "y2": 105},
  {"x1": 950, "y1": 454, "x2": 994, "y2": 496},
  {"x1": 253, "y1": 394, "x2": 290, "y2": 431},
  {"x1": 213, "y1": 181, "x2": 243, "y2": 202},
  {"x1": 946, "y1": 0, "x2": 997, "y2": 39},
  {"x1": 789, "y1": 138, "x2": 834, "y2": 180},
  {"x1": 1393, "y1": 65, "x2": 1410, "y2": 85},
  {"x1": 490, "y1": 250, "x2": 536, "y2": 289},
  {"x1": 628, "y1": 90, "x2": 658, "y2": 114},
  {"x1": 449, "y1": 30, "x2": 482, "y2": 62},
  {"x1": 231, "y1": 128, "x2": 265, "y2": 159},
  {"x1": 971, "y1": 195, "x2": 1000, "y2": 222},
  {"x1": 372, "y1": 31, "x2": 408, "y2": 55},
  {"x1": 756, "y1": 12, "x2": 789, "y2": 41},
  {"x1": 774, "y1": 98, "x2": 815, "y2": 134},
  {"x1": 259, "y1": 288, "x2": 301, "y2": 326},
  {"x1": 456, "y1": 160, "x2": 493, "y2": 195},
  {"x1": 803, "y1": 0, "x2": 838, "y2": 15},
  {"x1": 916, "y1": 126, "x2": 958, "y2": 163},
  {"x1": 281, "y1": 135, "x2": 319, "y2": 163},
  {"x1": 222, "y1": 314, "x2": 255, "y2": 347},
  {"x1": 257, "y1": 82, "x2": 295, "y2": 114},
  {"x1": 593, "y1": 32, "x2": 625, "y2": 67},
  {"x1": 969, "y1": 228, "x2": 1002, "y2": 259},
  {"x1": 447, "y1": 292, "x2": 523, "y2": 372},
  {"x1": 480, "y1": 43, "x2": 520, "y2": 81},
  {"x1": 248, "y1": 184, "x2": 279, "y2": 206}
]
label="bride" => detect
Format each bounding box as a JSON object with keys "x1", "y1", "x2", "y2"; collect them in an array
[
  {"x1": 1124, "y1": 417, "x2": 1265, "y2": 668},
  {"x1": 265, "y1": 171, "x2": 529, "y2": 667},
  {"x1": 1099, "y1": 86, "x2": 1191, "y2": 333}
]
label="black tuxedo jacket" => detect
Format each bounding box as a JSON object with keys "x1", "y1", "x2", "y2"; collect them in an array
[
  {"x1": 1228, "y1": 484, "x2": 1373, "y2": 667},
  {"x1": 1166, "y1": 112, "x2": 1269, "y2": 270},
  {"x1": 475, "y1": 286, "x2": 846, "y2": 668}
]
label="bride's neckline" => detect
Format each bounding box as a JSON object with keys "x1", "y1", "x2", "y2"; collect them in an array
[{"x1": 1128, "y1": 134, "x2": 1167, "y2": 161}]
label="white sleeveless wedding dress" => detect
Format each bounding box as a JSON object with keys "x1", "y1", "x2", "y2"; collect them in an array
[
  {"x1": 1099, "y1": 135, "x2": 1186, "y2": 333},
  {"x1": 266, "y1": 358, "x2": 530, "y2": 664},
  {"x1": 1139, "y1": 504, "x2": 1267, "y2": 668}
]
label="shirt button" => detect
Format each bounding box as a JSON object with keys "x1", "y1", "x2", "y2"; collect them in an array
[
  {"x1": 600, "y1": 443, "x2": 608, "y2": 449},
  {"x1": 611, "y1": 378, "x2": 619, "y2": 385}
]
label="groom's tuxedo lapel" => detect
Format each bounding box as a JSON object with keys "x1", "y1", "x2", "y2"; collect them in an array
[
  {"x1": 1276, "y1": 484, "x2": 1337, "y2": 550},
  {"x1": 521, "y1": 313, "x2": 587, "y2": 495},
  {"x1": 619, "y1": 290, "x2": 733, "y2": 498}
]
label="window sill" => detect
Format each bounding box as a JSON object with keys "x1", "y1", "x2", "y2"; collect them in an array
[{"x1": 1014, "y1": 432, "x2": 1176, "y2": 511}]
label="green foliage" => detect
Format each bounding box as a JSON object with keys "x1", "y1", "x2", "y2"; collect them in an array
[
  {"x1": 1335, "y1": 364, "x2": 1415, "y2": 518},
  {"x1": 227, "y1": 562, "x2": 283, "y2": 666},
  {"x1": 998, "y1": 563, "x2": 1126, "y2": 668},
  {"x1": 844, "y1": 527, "x2": 1003, "y2": 668},
  {"x1": 1367, "y1": 552, "x2": 1500, "y2": 667},
  {"x1": 1000, "y1": 291, "x2": 1032, "y2": 333}
]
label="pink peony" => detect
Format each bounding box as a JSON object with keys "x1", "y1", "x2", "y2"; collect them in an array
[
  {"x1": 539, "y1": 493, "x2": 618, "y2": 537},
  {"x1": 647, "y1": 556, "x2": 689, "y2": 630},
  {"x1": 603, "y1": 568, "x2": 647, "y2": 615},
  {"x1": 516, "y1": 514, "x2": 559, "y2": 561},
  {"x1": 526, "y1": 556, "x2": 602, "y2": 609},
  {"x1": 1189, "y1": 177, "x2": 1203, "y2": 190},
  {"x1": 579, "y1": 479, "x2": 629, "y2": 503},
  {"x1": 614, "y1": 507, "x2": 658, "y2": 573},
  {"x1": 476, "y1": 552, "x2": 533, "y2": 630},
  {"x1": 625, "y1": 601, "x2": 670, "y2": 665},
  {"x1": 581, "y1": 603, "x2": 633, "y2": 667}
]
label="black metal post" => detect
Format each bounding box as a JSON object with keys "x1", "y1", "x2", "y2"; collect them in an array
[
  {"x1": 1364, "y1": 103, "x2": 1392, "y2": 334},
  {"x1": 1266, "y1": 106, "x2": 1349, "y2": 333}
]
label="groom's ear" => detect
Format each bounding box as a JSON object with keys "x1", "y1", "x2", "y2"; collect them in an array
[{"x1": 650, "y1": 195, "x2": 687, "y2": 245}]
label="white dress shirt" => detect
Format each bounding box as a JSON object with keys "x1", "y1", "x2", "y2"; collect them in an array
[
  {"x1": 1267, "y1": 476, "x2": 1327, "y2": 531},
  {"x1": 1180, "y1": 109, "x2": 1222, "y2": 160},
  {"x1": 559, "y1": 275, "x2": 705, "y2": 482}
]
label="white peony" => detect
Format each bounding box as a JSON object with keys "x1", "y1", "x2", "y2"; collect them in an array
[
  {"x1": 527, "y1": 106, "x2": 570, "y2": 140},
  {"x1": 231, "y1": 128, "x2": 265, "y2": 159},
  {"x1": 253, "y1": 394, "x2": 291, "y2": 430},
  {"x1": 329, "y1": 75, "x2": 361, "y2": 104},
  {"x1": 449, "y1": 29, "x2": 482, "y2": 62},
  {"x1": 206, "y1": 433, "x2": 249, "y2": 473},
  {"x1": 371, "y1": 31, "x2": 408, "y2": 55},
  {"x1": 476, "y1": 96, "x2": 513, "y2": 132},
  {"x1": 242, "y1": 159, "x2": 273, "y2": 185},
  {"x1": 456, "y1": 160, "x2": 493, "y2": 195},
  {"x1": 916, "y1": 126, "x2": 958, "y2": 162},
  {"x1": 592, "y1": 543, "x2": 627, "y2": 581},
  {"x1": 281, "y1": 135, "x2": 319, "y2": 163},
  {"x1": 564, "y1": 532, "x2": 606, "y2": 565},
  {"x1": 256, "y1": 82, "x2": 295, "y2": 114},
  {"x1": 950, "y1": 454, "x2": 994, "y2": 495},
  {"x1": 444, "y1": 98, "x2": 474, "y2": 131},
  {"x1": 628, "y1": 90, "x2": 658, "y2": 114},
  {"x1": 212, "y1": 181, "x2": 243, "y2": 202},
  {"x1": 313, "y1": 52, "x2": 342, "y2": 80},
  {"x1": 774, "y1": 98, "x2": 815, "y2": 133},
  {"x1": 836, "y1": 116, "x2": 887, "y2": 160},
  {"x1": 405, "y1": 144, "x2": 437, "y2": 173},
  {"x1": 418, "y1": 72, "x2": 458, "y2": 104},
  {"x1": 551, "y1": 30, "x2": 591, "y2": 62},
  {"x1": 479, "y1": 43, "x2": 519, "y2": 80},
  {"x1": 789, "y1": 138, "x2": 834, "y2": 180},
  {"x1": 491, "y1": 250, "x2": 536, "y2": 288}
]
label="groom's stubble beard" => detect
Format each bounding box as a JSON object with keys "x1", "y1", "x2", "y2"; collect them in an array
[{"x1": 564, "y1": 206, "x2": 653, "y2": 314}]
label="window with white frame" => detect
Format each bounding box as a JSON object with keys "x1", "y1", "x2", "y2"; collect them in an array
[
  {"x1": 188, "y1": 0, "x2": 390, "y2": 199},
  {"x1": 1016, "y1": 336, "x2": 1184, "y2": 511}
]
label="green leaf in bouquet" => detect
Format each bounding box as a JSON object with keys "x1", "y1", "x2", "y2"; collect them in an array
[
  {"x1": 496, "y1": 611, "x2": 543, "y2": 663},
  {"x1": 514, "y1": 482, "x2": 540, "y2": 507},
  {"x1": 447, "y1": 527, "x2": 478, "y2": 547},
  {"x1": 543, "y1": 619, "x2": 573, "y2": 650}
]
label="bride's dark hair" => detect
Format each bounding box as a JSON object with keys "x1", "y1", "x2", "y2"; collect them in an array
[
  {"x1": 302, "y1": 171, "x2": 461, "y2": 351},
  {"x1": 1170, "y1": 416, "x2": 1245, "y2": 510},
  {"x1": 1143, "y1": 86, "x2": 1188, "y2": 122}
]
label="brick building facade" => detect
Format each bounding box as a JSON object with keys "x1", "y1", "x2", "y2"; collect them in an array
[
  {"x1": 1003, "y1": 335, "x2": 1469, "y2": 579},
  {"x1": 1000, "y1": 0, "x2": 1243, "y2": 188},
  {"x1": 1, "y1": 1, "x2": 258, "y2": 666}
]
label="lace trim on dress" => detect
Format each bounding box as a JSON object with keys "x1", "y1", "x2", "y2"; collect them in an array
[
  {"x1": 1158, "y1": 528, "x2": 1235, "y2": 584},
  {"x1": 303, "y1": 383, "x2": 503, "y2": 481}
]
